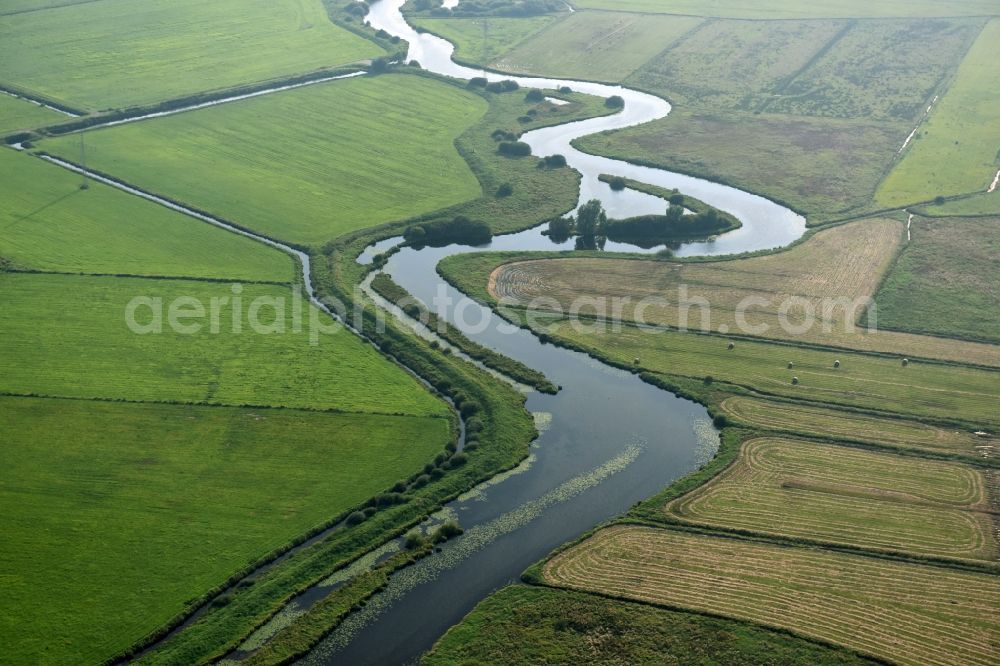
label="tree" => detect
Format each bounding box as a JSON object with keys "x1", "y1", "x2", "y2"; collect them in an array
[
  {"x1": 576, "y1": 199, "x2": 607, "y2": 238},
  {"x1": 468, "y1": 77, "x2": 488, "y2": 88},
  {"x1": 669, "y1": 193, "x2": 685, "y2": 206},
  {"x1": 605, "y1": 95, "x2": 625, "y2": 109},
  {"x1": 496, "y1": 182, "x2": 513, "y2": 197},
  {"x1": 498, "y1": 141, "x2": 532, "y2": 157},
  {"x1": 543, "y1": 154, "x2": 567, "y2": 168},
  {"x1": 608, "y1": 176, "x2": 626, "y2": 191},
  {"x1": 547, "y1": 216, "x2": 575, "y2": 241},
  {"x1": 525, "y1": 89, "x2": 545, "y2": 102},
  {"x1": 370, "y1": 56, "x2": 390, "y2": 73}
]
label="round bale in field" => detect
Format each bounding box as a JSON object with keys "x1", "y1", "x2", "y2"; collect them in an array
[
  {"x1": 902, "y1": 358, "x2": 909, "y2": 367},
  {"x1": 834, "y1": 360, "x2": 841, "y2": 368},
  {"x1": 727, "y1": 342, "x2": 735, "y2": 350},
  {"x1": 791, "y1": 377, "x2": 799, "y2": 385}
]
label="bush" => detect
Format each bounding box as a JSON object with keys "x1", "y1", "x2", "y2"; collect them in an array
[
  {"x1": 559, "y1": 86, "x2": 572, "y2": 94},
  {"x1": 412, "y1": 474, "x2": 431, "y2": 488},
  {"x1": 432, "y1": 521, "x2": 463, "y2": 543},
  {"x1": 518, "y1": 115, "x2": 534, "y2": 124},
  {"x1": 370, "y1": 56, "x2": 391, "y2": 73},
  {"x1": 605, "y1": 95, "x2": 625, "y2": 108},
  {"x1": 468, "y1": 77, "x2": 488, "y2": 88},
  {"x1": 496, "y1": 182, "x2": 514, "y2": 197},
  {"x1": 404, "y1": 531, "x2": 426, "y2": 550},
  {"x1": 448, "y1": 452, "x2": 469, "y2": 468},
  {"x1": 404, "y1": 216, "x2": 491, "y2": 244},
  {"x1": 345, "y1": 1, "x2": 368, "y2": 15},
  {"x1": 459, "y1": 401, "x2": 481, "y2": 417},
  {"x1": 703, "y1": 375, "x2": 714, "y2": 385},
  {"x1": 543, "y1": 154, "x2": 567, "y2": 168},
  {"x1": 525, "y1": 89, "x2": 545, "y2": 102},
  {"x1": 345, "y1": 511, "x2": 366, "y2": 526},
  {"x1": 465, "y1": 416, "x2": 484, "y2": 434},
  {"x1": 501, "y1": 80, "x2": 520, "y2": 92},
  {"x1": 498, "y1": 141, "x2": 532, "y2": 157},
  {"x1": 669, "y1": 193, "x2": 685, "y2": 206},
  {"x1": 491, "y1": 128, "x2": 516, "y2": 142},
  {"x1": 608, "y1": 176, "x2": 626, "y2": 191},
  {"x1": 712, "y1": 414, "x2": 728, "y2": 428}
]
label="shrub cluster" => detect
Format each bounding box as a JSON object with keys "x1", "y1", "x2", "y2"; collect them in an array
[{"x1": 404, "y1": 216, "x2": 492, "y2": 244}]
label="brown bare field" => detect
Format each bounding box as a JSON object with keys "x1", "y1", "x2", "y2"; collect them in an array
[
  {"x1": 665, "y1": 437, "x2": 996, "y2": 561},
  {"x1": 489, "y1": 218, "x2": 1000, "y2": 367},
  {"x1": 720, "y1": 396, "x2": 997, "y2": 460},
  {"x1": 543, "y1": 526, "x2": 1000, "y2": 666}
]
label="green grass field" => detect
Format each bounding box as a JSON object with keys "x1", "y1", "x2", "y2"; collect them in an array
[
  {"x1": 874, "y1": 216, "x2": 1000, "y2": 343},
  {"x1": 719, "y1": 396, "x2": 995, "y2": 460},
  {"x1": 0, "y1": 0, "x2": 382, "y2": 110},
  {"x1": 410, "y1": 16, "x2": 556, "y2": 68},
  {"x1": 0, "y1": 92, "x2": 62, "y2": 133},
  {"x1": 568, "y1": 0, "x2": 1000, "y2": 19},
  {"x1": 0, "y1": 395, "x2": 449, "y2": 665},
  {"x1": 499, "y1": 11, "x2": 701, "y2": 82},
  {"x1": 918, "y1": 190, "x2": 1000, "y2": 216},
  {"x1": 629, "y1": 18, "x2": 843, "y2": 110},
  {"x1": 876, "y1": 20, "x2": 1000, "y2": 206},
  {"x1": 42, "y1": 74, "x2": 487, "y2": 245},
  {"x1": 424, "y1": 585, "x2": 876, "y2": 665},
  {"x1": 0, "y1": 150, "x2": 294, "y2": 281},
  {"x1": 577, "y1": 110, "x2": 903, "y2": 217},
  {"x1": 544, "y1": 526, "x2": 1000, "y2": 666},
  {"x1": 536, "y1": 315, "x2": 1000, "y2": 426},
  {"x1": 667, "y1": 437, "x2": 995, "y2": 560},
  {"x1": 764, "y1": 19, "x2": 982, "y2": 121},
  {"x1": 0, "y1": 272, "x2": 449, "y2": 416}
]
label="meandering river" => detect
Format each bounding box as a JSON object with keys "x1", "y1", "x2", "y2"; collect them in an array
[
  {"x1": 285, "y1": 1, "x2": 807, "y2": 664},
  {"x1": 23, "y1": 1, "x2": 805, "y2": 661}
]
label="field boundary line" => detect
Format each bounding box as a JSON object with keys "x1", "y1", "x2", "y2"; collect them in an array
[{"x1": 0, "y1": 391, "x2": 453, "y2": 421}]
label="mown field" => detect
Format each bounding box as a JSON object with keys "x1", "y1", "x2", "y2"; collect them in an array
[
  {"x1": 410, "y1": 15, "x2": 556, "y2": 68},
  {"x1": 0, "y1": 395, "x2": 449, "y2": 665},
  {"x1": 0, "y1": 0, "x2": 382, "y2": 110},
  {"x1": 0, "y1": 92, "x2": 61, "y2": 133},
  {"x1": 666, "y1": 437, "x2": 995, "y2": 560},
  {"x1": 0, "y1": 150, "x2": 294, "y2": 281},
  {"x1": 876, "y1": 19, "x2": 1000, "y2": 206},
  {"x1": 499, "y1": 11, "x2": 700, "y2": 82},
  {"x1": 42, "y1": 74, "x2": 486, "y2": 246},
  {"x1": 424, "y1": 585, "x2": 876, "y2": 665},
  {"x1": 453, "y1": 219, "x2": 1000, "y2": 366},
  {"x1": 537, "y1": 314, "x2": 1000, "y2": 426},
  {"x1": 0, "y1": 272, "x2": 449, "y2": 417},
  {"x1": 543, "y1": 526, "x2": 1000, "y2": 666},
  {"x1": 568, "y1": 0, "x2": 1000, "y2": 19},
  {"x1": 874, "y1": 216, "x2": 1000, "y2": 343},
  {"x1": 719, "y1": 396, "x2": 995, "y2": 460}
]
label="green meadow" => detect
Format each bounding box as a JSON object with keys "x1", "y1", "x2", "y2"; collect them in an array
[
  {"x1": 411, "y1": 16, "x2": 556, "y2": 68},
  {"x1": 0, "y1": 396, "x2": 449, "y2": 665},
  {"x1": 877, "y1": 20, "x2": 1000, "y2": 206},
  {"x1": 568, "y1": 0, "x2": 1000, "y2": 19},
  {"x1": 43, "y1": 74, "x2": 487, "y2": 245},
  {"x1": 499, "y1": 11, "x2": 701, "y2": 82},
  {"x1": 424, "y1": 585, "x2": 874, "y2": 665},
  {"x1": 0, "y1": 150, "x2": 294, "y2": 281},
  {"x1": 0, "y1": 0, "x2": 381, "y2": 110},
  {"x1": 0, "y1": 92, "x2": 62, "y2": 133},
  {"x1": 873, "y1": 216, "x2": 1000, "y2": 343},
  {"x1": 0, "y1": 272, "x2": 449, "y2": 417}
]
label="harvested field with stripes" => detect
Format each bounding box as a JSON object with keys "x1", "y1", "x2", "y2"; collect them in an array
[
  {"x1": 543, "y1": 526, "x2": 1000, "y2": 666},
  {"x1": 720, "y1": 396, "x2": 997, "y2": 460},
  {"x1": 539, "y1": 315, "x2": 1000, "y2": 427},
  {"x1": 665, "y1": 437, "x2": 997, "y2": 561},
  {"x1": 486, "y1": 218, "x2": 1000, "y2": 367}
]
